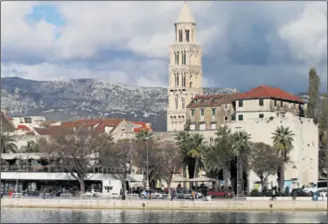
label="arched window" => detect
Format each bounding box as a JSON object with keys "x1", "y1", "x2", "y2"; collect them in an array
[
  {"x1": 178, "y1": 30, "x2": 183, "y2": 42},
  {"x1": 176, "y1": 73, "x2": 179, "y2": 87},
  {"x1": 182, "y1": 98, "x2": 185, "y2": 109},
  {"x1": 175, "y1": 98, "x2": 178, "y2": 110},
  {"x1": 182, "y1": 73, "x2": 186, "y2": 87},
  {"x1": 182, "y1": 51, "x2": 186, "y2": 65},
  {"x1": 190, "y1": 82, "x2": 192, "y2": 88},
  {"x1": 185, "y1": 30, "x2": 190, "y2": 42},
  {"x1": 176, "y1": 52, "x2": 179, "y2": 65}
]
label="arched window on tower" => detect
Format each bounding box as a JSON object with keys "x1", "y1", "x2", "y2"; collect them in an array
[
  {"x1": 185, "y1": 30, "x2": 190, "y2": 42},
  {"x1": 182, "y1": 51, "x2": 186, "y2": 65},
  {"x1": 190, "y1": 82, "x2": 192, "y2": 88},
  {"x1": 176, "y1": 73, "x2": 179, "y2": 87},
  {"x1": 182, "y1": 98, "x2": 185, "y2": 109},
  {"x1": 178, "y1": 30, "x2": 183, "y2": 42},
  {"x1": 176, "y1": 52, "x2": 179, "y2": 65},
  {"x1": 175, "y1": 98, "x2": 178, "y2": 110},
  {"x1": 175, "y1": 25, "x2": 178, "y2": 42},
  {"x1": 181, "y1": 73, "x2": 186, "y2": 87}
]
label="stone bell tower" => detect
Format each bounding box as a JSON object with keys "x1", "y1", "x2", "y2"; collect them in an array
[{"x1": 166, "y1": 2, "x2": 203, "y2": 131}]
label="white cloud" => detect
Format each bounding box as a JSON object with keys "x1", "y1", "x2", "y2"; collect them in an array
[
  {"x1": 278, "y1": 2, "x2": 327, "y2": 64},
  {"x1": 1, "y1": 2, "x2": 327, "y2": 91}
]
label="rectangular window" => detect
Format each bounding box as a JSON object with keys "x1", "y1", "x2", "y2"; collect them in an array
[
  {"x1": 200, "y1": 109, "x2": 204, "y2": 116},
  {"x1": 274, "y1": 100, "x2": 277, "y2": 106},
  {"x1": 190, "y1": 124, "x2": 195, "y2": 130},
  {"x1": 178, "y1": 30, "x2": 183, "y2": 42},
  {"x1": 259, "y1": 99, "x2": 264, "y2": 106},
  {"x1": 238, "y1": 100, "x2": 243, "y2": 107},
  {"x1": 199, "y1": 123, "x2": 206, "y2": 130},
  {"x1": 238, "y1": 114, "x2": 243, "y2": 121},
  {"x1": 224, "y1": 104, "x2": 228, "y2": 110},
  {"x1": 280, "y1": 101, "x2": 283, "y2": 106},
  {"x1": 259, "y1": 114, "x2": 264, "y2": 118},
  {"x1": 190, "y1": 109, "x2": 195, "y2": 116},
  {"x1": 211, "y1": 108, "x2": 216, "y2": 116},
  {"x1": 211, "y1": 123, "x2": 216, "y2": 130},
  {"x1": 231, "y1": 114, "x2": 236, "y2": 121}
]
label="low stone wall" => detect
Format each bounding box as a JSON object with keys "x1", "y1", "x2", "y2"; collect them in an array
[{"x1": 1, "y1": 198, "x2": 327, "y2": 211}]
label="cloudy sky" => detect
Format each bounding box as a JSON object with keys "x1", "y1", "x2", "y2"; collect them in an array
[{"x1": 1, "y1": 1, "x2": 327, "y2": 92}]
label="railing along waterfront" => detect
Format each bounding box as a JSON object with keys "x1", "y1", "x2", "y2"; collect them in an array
[{"x1": 1, "y1": 165, "x2": 143, "y2": 175}]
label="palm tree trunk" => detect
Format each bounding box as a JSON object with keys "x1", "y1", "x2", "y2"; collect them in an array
[
  {"x1": 193, "y1": 159, "x2": 199, "y2": 188},
  {"x1": 223, "y1": 166, "x2": 230, "y2": 191},
  {"x1": 182, "y1": 164, "x2": 187, "y2": 189},
  {"x1": 279, "y1": 165, "x2": 285, "y2": 193}
]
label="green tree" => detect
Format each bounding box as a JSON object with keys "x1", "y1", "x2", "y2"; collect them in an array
[
  {"x1": 232, "y1": 131, "x2": 251, "y2": 194},
  {"x1": 249, "y1": 142, "x2": 283, "y2": 191},
  {"x1": 272, "y1": 126, "x2": 294, "y2": 193},
  {"x1": 175, "y1": 131, "x2": 194, "y2": 185},
  {"x1": 0, "y1": 134, "x2": 18, "y2": 153},
  {"x1": 135, "y1": 130, "x2": 153, "y2": 141},
  {"x1": 23, "y1": 140, "x2": 40, "y2": 153},
  {"x1": 308, "y1": 67, "x2": 320, "y2": 120},
  {"x1": 214, "y1": 125, "x2": 235, "y2": 190},
  {"x1": 188, "y1": 133, "x2": 206, "y2": 180}
]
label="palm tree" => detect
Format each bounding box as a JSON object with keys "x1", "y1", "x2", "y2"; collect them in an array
[
  {"x1": 232, "y1": 131, "x2": 251, "y2": 195},
  {"x1": 175, "y1": 131, "x2": 193, "y2": 187},
  {"x1": 1, "y1": 134, "x2": 18, "y2": 153},
  {"x1": 213, "y1": 125, "x2": 234, "y2": 190},
  {"x1": 23, "y1": 140, "x2": 40, "y2": 153},
  {"x1": 272, "y1": 126, "x2": 294, "y2": 193},
  {"x1": 188, "y1": 133, "x2": 206, "y2": 180},
  {"x1": 135, "y1": 129, "x2": 153, "y2": 141}
]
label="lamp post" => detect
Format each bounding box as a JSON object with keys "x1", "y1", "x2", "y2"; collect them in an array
[{"x1": 145, "y1": 137, "x2": 150, "y2": 190}]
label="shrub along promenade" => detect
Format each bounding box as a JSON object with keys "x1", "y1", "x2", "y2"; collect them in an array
[{"x1": 1, "y1": 197, "x2": 327, "y2": 212}]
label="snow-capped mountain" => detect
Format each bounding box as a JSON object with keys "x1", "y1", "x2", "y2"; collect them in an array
[{"x1": 1, "y1": 77, "x2": 237, "y2": 131}]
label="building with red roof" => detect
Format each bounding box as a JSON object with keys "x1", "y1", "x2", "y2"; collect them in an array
[{"x1": 186, "y1": 85, "x2": 305, "y2": 131}]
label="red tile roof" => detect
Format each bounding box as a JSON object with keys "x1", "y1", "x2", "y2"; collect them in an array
[
  {"x1": 129, "y1": 121, "x2": 152, "y2": 133},
  {"x1": 16, "y1": 124, "x2": 31, "y2": 132},
  {"x1": 187, "y1": 93, "x2": 239, "y2": 108},
  {"x1": 34, "y1": 118, "x2": 124, "y2": 136},
  {"x1": 237, "y1": 86, "x2": 303, "y2": 103}
]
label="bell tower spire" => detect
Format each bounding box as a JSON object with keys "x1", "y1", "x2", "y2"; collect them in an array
[{"x1": 166, "y1": 2, "x2": 203, "y2": 131}]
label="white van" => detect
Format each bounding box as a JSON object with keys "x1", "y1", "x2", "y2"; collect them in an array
[{"x1": 303, "y1": 181, "x2": 327, "y2": 196}]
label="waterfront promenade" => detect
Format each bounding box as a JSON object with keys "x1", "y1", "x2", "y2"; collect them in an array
[{"x1": 1, "y1": 197, "x2": 327, "y2": 212}]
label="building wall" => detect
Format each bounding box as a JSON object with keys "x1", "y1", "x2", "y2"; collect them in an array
[
  {"x1": 228, "y1": 112, "x2": 318, "y2": 190},
  {"x1": 187, "y1": 105, "x2": 233, "y2": 130},
  {"x1": 235, "y1": 99, "x2": 303, "y2": 121}
]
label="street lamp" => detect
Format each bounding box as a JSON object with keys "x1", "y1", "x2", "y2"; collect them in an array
[{"x1": 144, "y1": 136, "x2": 150, "y2": 190}]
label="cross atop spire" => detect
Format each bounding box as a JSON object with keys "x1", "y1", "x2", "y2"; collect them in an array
[{"x1": 176, "y1": 2, "x2": 196, "y2": 24}]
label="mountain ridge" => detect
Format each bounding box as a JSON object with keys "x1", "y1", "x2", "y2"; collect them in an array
[{"x1": 1, "y1": 77, "x2": 237, "y2": 131}]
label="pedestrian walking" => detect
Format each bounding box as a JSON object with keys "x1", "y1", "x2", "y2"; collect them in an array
[
  {"x1": 271, "y1": 187, "x2": 277, "y2": 200},
  {"x1": 191, "y1": 190, "x2": 195, "y2": 201}
]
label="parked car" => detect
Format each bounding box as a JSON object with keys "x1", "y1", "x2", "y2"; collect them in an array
[
  {"x1": 172, "y1": 189, "x2": 203, "y2": 199},
  {"x1": 140, "y1": 190, "x2": 163, "y2": 199},
  {"x1": 207, "y1": 191, "x2": 233, "y2": 198},
  {"x1": 291, "y1": 188, "x2": 310, "y2": 197}
]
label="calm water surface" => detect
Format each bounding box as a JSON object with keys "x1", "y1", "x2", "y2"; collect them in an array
[{"x1": 1, "y1": 207, "x2": 327, "y2": 223}]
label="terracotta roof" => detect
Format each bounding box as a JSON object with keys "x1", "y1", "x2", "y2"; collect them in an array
[
  {"x1": 16, "y1": 124, "x2": 31, "y2": 132},
  {"x1": 34, "y1": 118, "x2": 124, "y2": 136},
  {"x1": 129, "y1": 121, "x2": 152, "y2": 133},
  {"x1": 187, "y1": 93, "x2": 239, "y2": 108},
  {"x1": 237, "y1": 86, "x2": 303, "y2": 103}
]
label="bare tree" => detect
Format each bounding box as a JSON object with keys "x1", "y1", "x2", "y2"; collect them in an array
[
  {"x1": 134, "y1": 139, "x2": 158, "y2": 189},
  {"x1": 156, "y1": 140, "x2": 183, "y2": 198},
  {"x1": 46, "y1": 127, "x2": 101, "y2": 194},
  {"x1": 249, "y1": 142, "x2": 284, "y2": 190},
  {"x1": 99, "y1": 138, "x2": 137, "y2": 200}
]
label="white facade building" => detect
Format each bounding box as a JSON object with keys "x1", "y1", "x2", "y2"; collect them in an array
[
  {"x1": 167, "y1": 3, "x2": 203, "y2": 131},
  {"x1": 228, "y1": 112, "x2": 319, "y2": 190}
]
